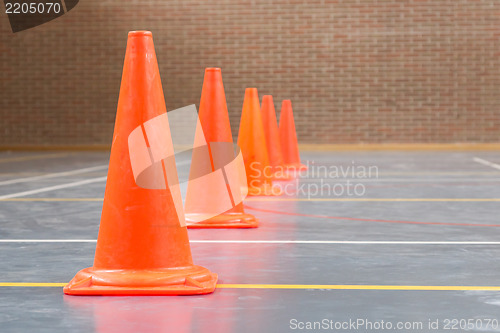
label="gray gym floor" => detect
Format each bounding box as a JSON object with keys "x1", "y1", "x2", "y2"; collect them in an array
[{"x1": 1, "y1": 151, "x2": 500, "y2": 332}]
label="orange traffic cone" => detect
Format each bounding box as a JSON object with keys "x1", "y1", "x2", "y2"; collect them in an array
[
  {"x1": 279, "y1": 100, "x2": 307, "y2": 171},
  {"x1": 184, "y1": 68, "x2": 257, "y2": 228},
  {"x1": 63, "y1": 31, "x2": 217, "y2": 296},
  {"x1": 261, "y1": 95, "x2": 294, "y2": 180},
  {"x1": 237, "y1": 88, "x2": 282, "y2": 196}
]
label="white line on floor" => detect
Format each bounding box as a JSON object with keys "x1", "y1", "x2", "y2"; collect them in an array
[
  {"x1": 0, "y1": 165, "x2": 108, "y2": 186},
  {"x1": 0, "y1": 159, "x2": 192, "y2": 199},
  {"x1": 473, "y1": 157, "x2": 500, "y2": 171},
  {"x1": 0, "y1": 177, "x2": 107, "y2": 200},
  {"x1": 0, "y1": 239, "x2": 97, "y2": 243},
  {"x1": 299, "y1": 178, "x2": 500, "y2": 182},
  {"x1": 0, "y1": 153, "x2": 70, "y2": 164},
  {"x1": 0, "y1": 239, "x2": 500, "y2": 245}
]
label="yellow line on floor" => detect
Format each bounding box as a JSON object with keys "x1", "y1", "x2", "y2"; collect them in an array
[
  {"x1": 0, "y1": 145, "x2": 110, "y2": 151},
  {"x1": 0, "y1": 153, "x2": 70, "y2": 164},
  {"x1": 299, "y1": 143, "x2": 500, "y2": 151},
  {"x1": 217, "y1": 284, "x2": 500, "y2": 291},
  {"x1": 1, "y1": 198, "x2": 500, "y2": 202},
  {"x1": 2, "y1": 283, "x2": 500, "y2": 291}
]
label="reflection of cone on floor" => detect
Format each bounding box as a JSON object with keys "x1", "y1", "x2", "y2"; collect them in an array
[
  {"x1": 63, "y1": 31, "x2": 217, "y2": 296},
  {"x1": 64, "y1": 296, "x2": 194, "y2": 333},
  {"x1": 261, "y1": 95, "x2": 294, "y2": 181},
  {"x1": 279, "y1": 100, "x2": 307, "y2": 171},
  {"x1": 237, "y1": 88, "x2": 282, "y2": 196},
  {"x1": 185, "y1": 68, "x2": 257, "y2": 228}
]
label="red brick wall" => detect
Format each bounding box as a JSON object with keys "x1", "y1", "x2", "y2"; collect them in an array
[{"x1": 1, "y1": 0, "x2": 499, "y2": 145}]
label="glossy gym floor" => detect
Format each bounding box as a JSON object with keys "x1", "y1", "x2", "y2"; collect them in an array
[{"x1": 1, "y1": 151, "x2": 500, "y2": 332}]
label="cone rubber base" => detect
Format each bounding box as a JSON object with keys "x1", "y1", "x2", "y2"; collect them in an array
[
  {"x1": 186, "y1": 212, "x2": 258, "y2": 229},
  {"x1": 63, "y1": 265, "x2": 218, "y2": 296},
  {"x1": 247, "y1": 183, "x2": 282, "y2": 196}
]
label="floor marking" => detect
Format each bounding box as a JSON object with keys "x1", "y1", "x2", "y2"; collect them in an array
[
  {"x1": 216, "y1": 284, "x2": 500, "y2": 291},
  {"x1": 0, "y1": 172, "x2": 497, "y2": 177},
  {"x1": 0, "y1": 177, "x2": 107, "y2": 200},
  {"x1": 363, "y1": 182, "x2": 500, "y2": 190},
  {"x1": 244, "y1": 205, "x2": 500, "y2": 228},
  {"x1": 1, "y1": 283, "x2": 500, "y2": 291},
  {"x1": 193, "y1": 240, "x2": 500, "y2": 245},
  {"x1": 245, "y1": 198, "x2": 500, "y2": 202},
  {"x1": 0, "y1": 160, "x2": 188, "y2": 200},
  {"x1": 0, "y1": 165, "x2": 108, "y2": 186},
  {"x1": 0, "y1": 159, "x2": 191, "y2": 196},
  {"x1": 473, "y1": 157, "x2": 500, "y2": 171},
  {"x1": 0, "y1": 172, "x2": 45, "y2": 176},
  {"x1": 0, "y1": 239, "x2": 97, "y2": 243},
  {"x1": 299, "y1": 178, "x2": 500, "y2": 182},
  {"x1": 0, "y1": 283, "x2": 67, "y2": 287},
  {"x1": 0, "y1": 198, "x2": 104, "y2": 202},
  {"x1": 0, "y1": 153, "x2": 70, "y2": 164},
  {"x1": 374, "y1": 172, "x2": 500, "y2": 176},
  {"x1": 1, "y1": 239, "x2": 500, "y2": 245},
  {"x1": 2, "y1": 197, "x2": 500, "y2": 202}
]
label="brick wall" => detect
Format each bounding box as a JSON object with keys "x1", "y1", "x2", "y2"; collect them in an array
[{"x1": 1, "y1": 0, "x2": 499, "y2": 145}]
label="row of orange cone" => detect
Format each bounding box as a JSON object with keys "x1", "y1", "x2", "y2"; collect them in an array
[
  {"x1": 64, "y1": 31, "x2": 305, "y2": 296},
  {"x1": 186, "y1": 69, "x2": 306, "y2": 228}
]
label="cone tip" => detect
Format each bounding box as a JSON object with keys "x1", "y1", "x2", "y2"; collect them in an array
[
  {"x1": 128, "y1": 30, "x2": 153, "y2": 38},
  {"x1": 244, "y1": 88, "x2": 259, "y2": 100},
  {"x1": 205, "y1": 67, "x2": 221, "y2": 72},
  {"x1": 245, "y1": 88, "x2": 258, "y2": 97}
]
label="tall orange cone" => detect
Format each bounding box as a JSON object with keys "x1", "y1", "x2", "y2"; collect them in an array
[
  {"x1": 184, "y1": 68, "x2": 258, "y2": 228},
  {"x1": 279, "y1": 100, "x2": 307, "y2": 171},
  {"x1": 237, "y1": 88, "x2": 282, "y2": 196},
  {"x1": 261, "y1": 95, "x2": 294, "y2": 180},
  {"x1": 63, "y1": 31, "x2": 217, "y2": 296}
]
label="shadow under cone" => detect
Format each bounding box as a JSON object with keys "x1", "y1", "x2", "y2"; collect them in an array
[{"x1": 63, "y1": 31, "x2": 217, "y2": 296}]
